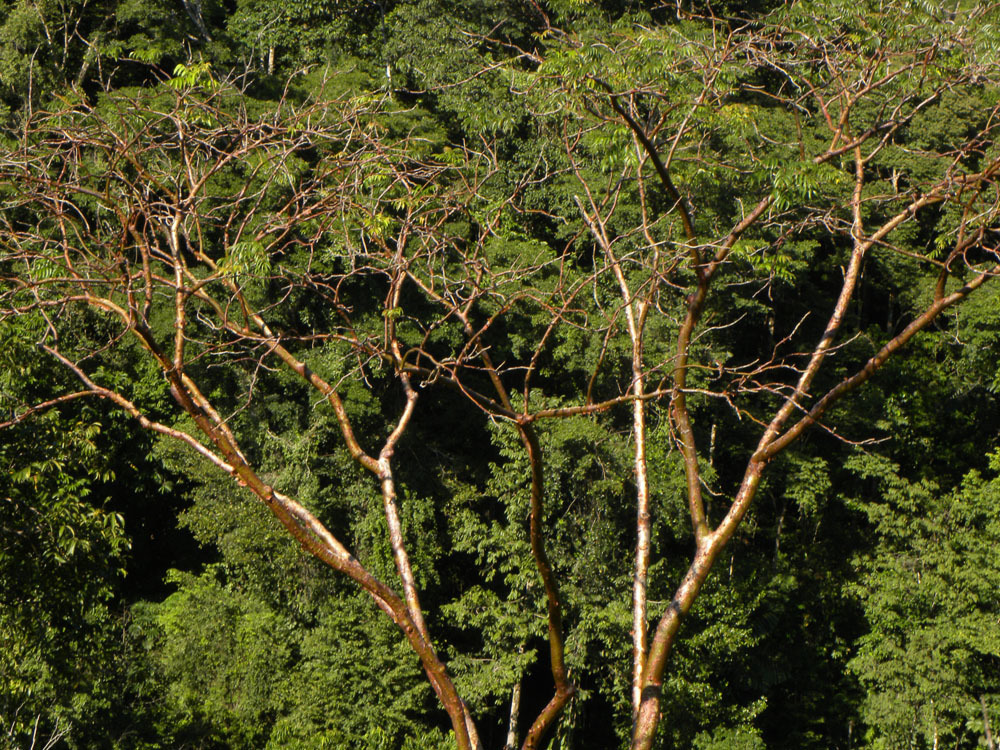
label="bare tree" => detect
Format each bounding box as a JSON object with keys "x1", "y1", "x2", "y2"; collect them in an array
[{"x1": 531, "y1": 5, "x2": 1000, "y2": 747}]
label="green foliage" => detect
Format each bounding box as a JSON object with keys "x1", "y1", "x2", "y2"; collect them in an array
[
  {"x1": 167, "y1": 61, "x2": 219, "y2": 91},
  {"x1": 0, "y1": 324, "x2": 133, "y2": 747},
  {"x1": 227, "y1": 0, "x2": 386, "y2": 74},
  {"x1": 136, "y1": 569, "x2": 293, "y2": 748},
  {"x1": 385, "y1": 0, "x2": 534, "y2": 135},
  {"x1": 693, "y1": 725, "x2": 767, "y2": 750},
  {"x1": 2, "y1": 1, "x2": 1000, "y2": 749},
  {"x1": 847, "y1": 452, "x2": 1000, "y2": 750},
  {"x1": 136, "y1": 435, "x2": 450, "y2": 747}
]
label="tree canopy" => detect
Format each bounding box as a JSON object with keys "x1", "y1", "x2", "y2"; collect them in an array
[{"x1": 2, "y1": 1, "x2": 1000, "y2": 749}]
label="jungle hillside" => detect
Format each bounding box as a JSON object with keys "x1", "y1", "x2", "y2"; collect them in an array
[{"x1": 2, "y1": 1, "x2": 1000, "y2": 749}]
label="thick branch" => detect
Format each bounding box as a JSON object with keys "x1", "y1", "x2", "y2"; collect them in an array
[{"x1": 519, "y1": 421, "x2": 575, "y2": 750}]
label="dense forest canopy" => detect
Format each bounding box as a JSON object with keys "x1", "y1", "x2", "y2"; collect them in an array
[{"x1": 2, "y1": 0, "x2": 1000, "y2": 749}]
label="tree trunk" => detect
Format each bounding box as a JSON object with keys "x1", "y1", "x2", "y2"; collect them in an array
[
  {"x1": 983, "y1": 696, "x2": 996, "y2": 750},
  {"x1": 505, "y1": 679, "x2": 522, "y2": 750}
]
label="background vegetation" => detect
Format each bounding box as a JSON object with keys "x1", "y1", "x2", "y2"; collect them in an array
[{"x1": 1, "y1": 1, "x2": 999, "y2": 749}]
